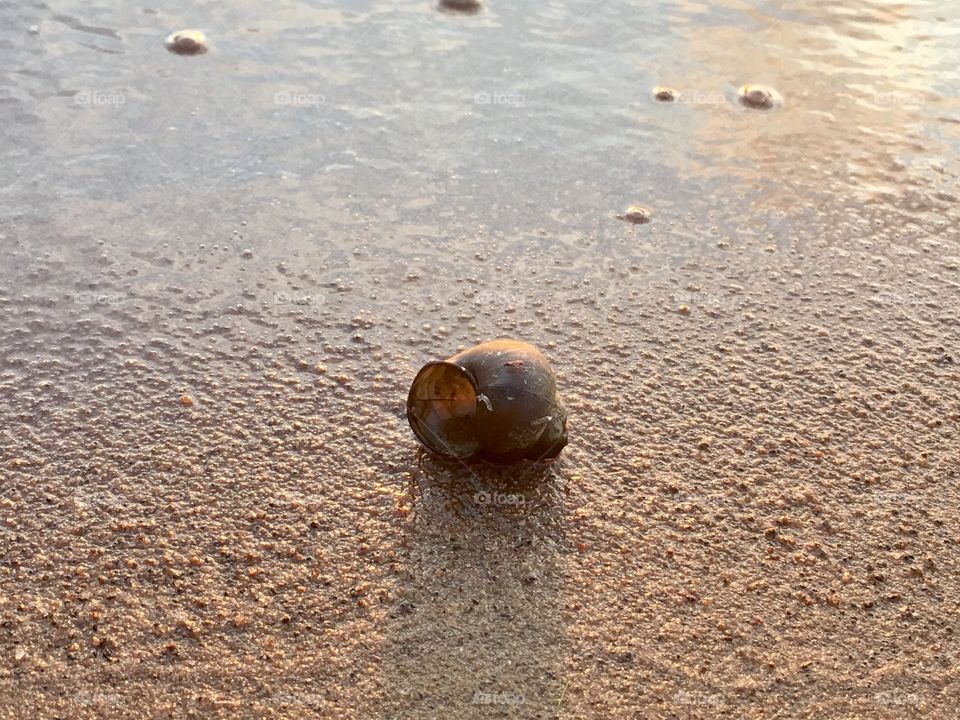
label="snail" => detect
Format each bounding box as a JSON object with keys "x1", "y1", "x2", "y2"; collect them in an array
[
  {"x1": 407, "y1": 339, "x2": 568, "y2": 464},
  {"x1": 164, "y1": 29, "x2": 208, "y2": 56}
]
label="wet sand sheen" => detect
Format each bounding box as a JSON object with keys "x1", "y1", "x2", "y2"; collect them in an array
[{"x1": 1, "y1": 0, "x2": 959, "y2": 718}]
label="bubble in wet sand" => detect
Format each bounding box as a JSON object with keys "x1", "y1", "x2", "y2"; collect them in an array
[
  {"x1": 737, "y1": 84, "x2": 781, "y2": 110},
  {"x1": 164, "y1": 29, "x2": 208, "y2": 56}
]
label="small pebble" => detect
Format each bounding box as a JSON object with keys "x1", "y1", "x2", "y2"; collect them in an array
[
  {"x1": 179, "y1": 394, "x2": 194, "y2": 407},
  {"x1": 738, "y1": 84, "x2": 781, "y2": 110},
  {"x1": 617, "y1": 205, "x2": 653, "y2": 225},
  {"x1": 652, "y1": 86, "x2": 680, "y2": 102},
  {"x1": 241, "y1": 249, "x2": 253, "y2": 259},
  {"x1": 164, "y1": 29, "x2": 208, "y2": 56},
  {"x1": 438, "y1": 0, "x2": 483, "y2": 12}
]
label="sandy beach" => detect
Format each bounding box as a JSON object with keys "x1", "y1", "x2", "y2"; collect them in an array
[{"x1": 1, "y1": 0, "x2": 959, "y2": 717}]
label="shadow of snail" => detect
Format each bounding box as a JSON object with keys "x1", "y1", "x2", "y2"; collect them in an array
[{"x1": 406, "y1": 339, "x2": 568, "y2": 465}]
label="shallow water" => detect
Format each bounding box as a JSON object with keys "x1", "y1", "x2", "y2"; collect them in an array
[{"x1": 1, "y1": 0, "x2": 959, "y2": 717}]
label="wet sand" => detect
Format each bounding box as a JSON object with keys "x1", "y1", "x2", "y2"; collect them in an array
[
  {"x1": 2, "y1": 203, "x2": 957, "y2": 718},
  {"x1": 2, "y1": 0, "x2": 960, "y2": 718}
]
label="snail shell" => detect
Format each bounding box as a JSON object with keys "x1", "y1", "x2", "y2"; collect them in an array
[
  {"x1": 737, "y1": 84, "x2": 781, "y2": 110},
  {"x1": 652, "y1": 86, "x2": 680, "y2": 103},
  {"x1": 407, "y1": 339, "x2": 568, "y2": 464},
  {"x1": 617, "y1": 205, "x2": 653, "y2": 225},
  {"x1": 164, "y1": 29, "x2": 208, "y2": 56}
]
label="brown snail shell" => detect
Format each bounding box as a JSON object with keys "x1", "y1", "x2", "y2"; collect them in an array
[{"x1": 407, "y1": 339, "x2": 568, "y2": 464}]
